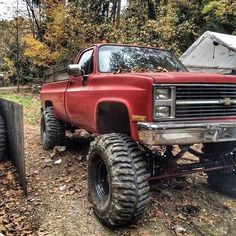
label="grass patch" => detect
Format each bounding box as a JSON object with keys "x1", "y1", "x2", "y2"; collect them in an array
[{"x1": 0, "y1": 92, "x2": 41, "y2": 125}]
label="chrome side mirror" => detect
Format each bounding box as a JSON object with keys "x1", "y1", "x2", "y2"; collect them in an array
[{"x1": 67, "y1": 64, "x2": 84, "y2": 76}]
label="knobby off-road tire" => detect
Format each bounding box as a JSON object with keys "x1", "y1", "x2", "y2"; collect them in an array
[
  {"x1": 87, "y1": 133, "x2": 150, "y2": 228},
  {"x1": 41, "y1": 107, "x2": 65, "y2": 150},
  {"x1": 203, "y1": 142, "x2": 236, "y2": 197},
  {"x1": 0, "y1": 115, "x2": 7, "y2": 161}
]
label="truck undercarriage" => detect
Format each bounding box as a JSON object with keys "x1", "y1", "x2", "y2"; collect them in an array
[{"x1": 143, "y1": 142, "x2": 236, "y2": 181}]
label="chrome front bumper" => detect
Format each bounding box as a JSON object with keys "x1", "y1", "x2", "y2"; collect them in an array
[{"x1": 137, "y1": 121, "x2": 236, "y2": 145}]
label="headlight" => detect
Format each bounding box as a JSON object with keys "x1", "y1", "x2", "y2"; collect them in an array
[
  {"x1": 153, "y1": 86, "x2": 175, "y2": 120},
  {"x1": 155, "y1": 106, "x2": 170, "y2": 118},
  {"x1": 155, "y1": 88, "x2": 171, "y2": 100}
]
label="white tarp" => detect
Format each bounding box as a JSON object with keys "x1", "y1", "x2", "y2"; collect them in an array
[{"x1": 180, "y1": 31, "x2": 236, "y2": 74}]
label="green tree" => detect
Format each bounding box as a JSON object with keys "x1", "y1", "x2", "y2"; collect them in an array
[{"x1": 202, "y1": 0, "x2": 236, "y2": 34}]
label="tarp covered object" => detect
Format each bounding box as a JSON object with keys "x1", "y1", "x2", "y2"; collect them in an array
[{"x1": 180, "y1": 31, "x2": 236, "y2": 74}]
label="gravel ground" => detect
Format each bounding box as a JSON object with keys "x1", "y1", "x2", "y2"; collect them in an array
[{"x1": 1, "y1": 123, "x2": 236, "y2": 236}]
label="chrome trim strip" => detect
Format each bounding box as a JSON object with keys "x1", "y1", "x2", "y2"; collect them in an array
[
  {"x1": 138, "y1": 121, "x2": 236, "y2": 145},
  {"x1": 138, "y1": 120, "x2": 236, "y2": 130},
  {"x1": 156, "y1": 84, "x2": 236, "y2": 87},
  {"x1": 176, "y1": 99, "x2": 236, "y2": 105}
]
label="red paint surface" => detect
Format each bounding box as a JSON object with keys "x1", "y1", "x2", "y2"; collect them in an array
[{"x1": 40, "y1": 44, "x2": 236, "y2": 141}]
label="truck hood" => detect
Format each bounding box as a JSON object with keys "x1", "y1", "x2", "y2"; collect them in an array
[{"x1": 135, "y1": 72, "x2": 236, "y2": 84}]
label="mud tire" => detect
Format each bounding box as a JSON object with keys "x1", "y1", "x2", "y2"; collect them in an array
[
  {"x1": 41, "y1": 107, "x2": 65, "y2": 150},
  {"x1": 207, "y1": 171, "x2": 236, "y2": 197},
  {"x1": 0, "y1": 115, "x2": 7, "y2": 161},
  {"x1": 204, "y1": 142, "x2": 236, "y2": 197},
  {"x1": 87, "y1": 133, "x2": 150, "y2": 227}
]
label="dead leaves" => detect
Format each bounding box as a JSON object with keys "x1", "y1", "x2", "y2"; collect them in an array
[{"x1": 0, "y1": 162, "x2": 35, "y2": 235}]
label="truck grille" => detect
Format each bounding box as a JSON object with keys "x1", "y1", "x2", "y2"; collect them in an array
[{"x1": 175, "y1": 85, "x2": 236, "y2": 119}]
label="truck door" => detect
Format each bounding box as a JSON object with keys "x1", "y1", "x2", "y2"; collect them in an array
[{"x1": 65, "y1": 48, "x2": 94, "y2": 129}]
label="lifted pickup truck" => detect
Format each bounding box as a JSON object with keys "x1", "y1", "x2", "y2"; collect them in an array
[{"x1": 41, "y1": 43, "x2": 236, "y2": 227}]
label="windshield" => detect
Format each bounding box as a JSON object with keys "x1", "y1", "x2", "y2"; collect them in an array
[{"x1": 98, "y1": 45, "x2": 187, "y2": 73}]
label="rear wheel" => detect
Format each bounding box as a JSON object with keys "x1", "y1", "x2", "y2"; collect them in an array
[
  {"x1": 203, "y1": 142, "x2": 236, "y2": 197},
  {"x1": 0, "y1": 114, "x2": 7, "y2": 161},
  {"x1": 87, "y1": 133, "x2": 150, "y2": 227},
  {"x1": 41, "y1": 107, "x2": 65, "y2": 149}
]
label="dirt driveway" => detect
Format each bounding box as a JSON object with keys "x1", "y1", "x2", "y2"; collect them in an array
[{"x1": 1, "y1": 123, "x2": 236, "y2": 236}]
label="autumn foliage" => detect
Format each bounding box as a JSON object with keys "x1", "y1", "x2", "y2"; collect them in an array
[{"x1": 0, "y1": 0, "x2": 235, "y2": 84}]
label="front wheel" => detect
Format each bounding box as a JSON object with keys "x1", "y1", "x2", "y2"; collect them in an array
[
  {"x1": 87, "y1": 133, "x2": 150, "y2": 227},
  {"x1": 204, "y1": 142, "x2": 236, "y2": 197},
  {"x1": 207, "y1": 171, "x2": 236, "y2": 197}
]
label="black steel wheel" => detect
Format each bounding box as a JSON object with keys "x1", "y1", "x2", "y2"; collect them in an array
[
  {"x1": 95, "y1": 156, "x2": 110, "y2": 201},
  {"x1": 87, "y1": 133, "x2": 150, "y2": 227},
  {"x1": 0, "y1": 114, "x2": 7, "y2": 161},
  {"x1": 40, "y1": 107, "x2": 65, "y2": 149}
]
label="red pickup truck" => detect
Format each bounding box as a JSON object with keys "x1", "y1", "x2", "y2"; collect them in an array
[{"x1": 41, "y1": 43, "x2": 236, "y2": 227}]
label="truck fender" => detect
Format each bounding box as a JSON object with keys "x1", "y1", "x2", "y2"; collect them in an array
[{"x1": 95, "y1": 99, "x2": 133, "y2": 136}]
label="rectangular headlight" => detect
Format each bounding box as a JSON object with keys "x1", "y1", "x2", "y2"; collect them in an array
[
  {"x1": 155, "y1": 106, "x2": 170, "y2": 118},
  {"x1": 155, "y1": 88, "x2": 171, "y2": 100}
]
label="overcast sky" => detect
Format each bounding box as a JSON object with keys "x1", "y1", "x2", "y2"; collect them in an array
[
  {"x1": 121, "y1": 0, "x2": 127, "y2": 9},
  {"x1": 0, "y1": 0, "x2": 26, "y2": 20},
  {"x1": 0, "y1": 0, "x2": 127, "y2": 20}
]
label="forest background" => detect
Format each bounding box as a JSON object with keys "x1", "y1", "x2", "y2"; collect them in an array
[{"x1": 0, "y1": 0, "x2": 235, "y2": 85}]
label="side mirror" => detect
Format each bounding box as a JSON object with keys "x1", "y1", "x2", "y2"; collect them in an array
[{"x1": 67, "y1": 64, "x2": 84, "y2": 76}]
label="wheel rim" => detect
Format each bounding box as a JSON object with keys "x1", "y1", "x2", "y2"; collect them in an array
[{"x1": 95, "y1": 155, "x2": 110, "y2": 202}]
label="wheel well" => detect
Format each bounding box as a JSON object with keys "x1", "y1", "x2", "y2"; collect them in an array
[
  {"x1": 97, "y1": 102, "x2": 131, "y2": 135},
  {"x1": 45, "y1": 100, "x2": 53, "y2": 108}
]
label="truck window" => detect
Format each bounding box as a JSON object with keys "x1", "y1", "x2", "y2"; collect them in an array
[
  {"x1": 78, "y1": 49, "x2": 94, "y2": 75},
  {"x1": 99, "y1": 45, "x2": 187, "y2": 73}
]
